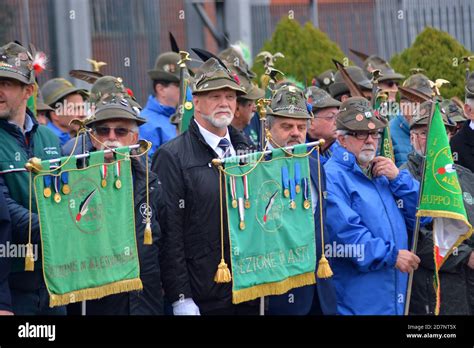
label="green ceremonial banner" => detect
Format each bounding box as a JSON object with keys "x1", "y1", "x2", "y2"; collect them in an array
[
  {"x1": 34, "y1": 147, "x2": 142, "y2": 307},
  {"x1": 223, "y1": 145, "x2": 316, "y2": 304},
  {"x1": 416, "y1": 103, "x2": 472, "y2": 315}
]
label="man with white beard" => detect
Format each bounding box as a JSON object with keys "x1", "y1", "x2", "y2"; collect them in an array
[
  {"x1": 152, "y1": 58, "x2": 257, "y2": 315},
  {"x1": 324, "y1": 96, "x2": 421, "y2": 315}
]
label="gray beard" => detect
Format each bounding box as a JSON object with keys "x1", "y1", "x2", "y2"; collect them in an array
[{"x1": 202, "y1": 112, "x2": 233, "y2": 128}]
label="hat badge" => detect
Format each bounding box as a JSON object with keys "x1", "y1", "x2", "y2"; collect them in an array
[{"x1": 163, "y1": 64, "x2": 176, "y2": 73}]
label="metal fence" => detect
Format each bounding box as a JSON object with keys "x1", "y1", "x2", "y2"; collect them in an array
[{"x1": 2, "y1": 0, "x2": 474, "y2": 104}]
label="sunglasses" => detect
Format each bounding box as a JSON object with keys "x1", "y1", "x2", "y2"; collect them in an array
[{"x1": 94, "y1": 126, "x2": 134, "y2": 137}]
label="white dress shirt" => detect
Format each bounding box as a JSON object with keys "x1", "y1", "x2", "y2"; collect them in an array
[{"x1": 194, "y1": 119, "x2": 236, "y2": 158}]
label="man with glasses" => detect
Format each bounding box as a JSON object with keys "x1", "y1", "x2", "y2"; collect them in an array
[
  {"x1": 401, "y1": 101, "x2": 474, "y2": 315},
  {"x1": 306, "y1": 86, "x2": 341, "y2": 164},
  {"x1": 81, "y1": 76, "x2": 163, "y2": 315},
  {"x1": 324, "y1": 96, "x2": 421, "y2": 315}
]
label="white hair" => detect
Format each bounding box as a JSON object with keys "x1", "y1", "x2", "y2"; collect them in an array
[{"x1": 336, "y1": 130, "x2": 348, "y2": 137}]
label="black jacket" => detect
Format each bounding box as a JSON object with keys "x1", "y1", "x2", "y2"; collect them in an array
[
  {"x1": 0, "y1": 192, "x2": 12, "y2": 311},
  {"x1": 451, "y1": 120, "x2": 474, "y2": 173},
  {"x1": 80, "y1": 158, "x2": 163, "y2": 315},
  {"x1": 152, "y1": 118, "x2": 253, "y2": 313}
]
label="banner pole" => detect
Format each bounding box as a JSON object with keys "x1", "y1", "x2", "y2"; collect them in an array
[{"x1": 404, "y1": 101, "x2": 436, "y2": 315}]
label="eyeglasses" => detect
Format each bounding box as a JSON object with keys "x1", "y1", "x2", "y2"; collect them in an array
[
  {"x1": 94, "y1": 126, "x2": 134, "y2": 137},
  {"x1": 346, "y1": 131, "x2": 382, "y2": 140}
]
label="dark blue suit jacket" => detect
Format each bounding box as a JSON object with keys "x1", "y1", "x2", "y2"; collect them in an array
[
  {"x1": 0, "y1": 190, "x2": 12, "y2": 311},
  {"x1": 267, "y1": 156, "x2": 337, "y2": 315}
]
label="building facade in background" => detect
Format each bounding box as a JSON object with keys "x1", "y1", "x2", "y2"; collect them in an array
[{"x1": 2, "y1": 0, "x2": 474, "y2": 105}]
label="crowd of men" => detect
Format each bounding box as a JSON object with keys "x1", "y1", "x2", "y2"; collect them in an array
[{"x1": 0, "y1": 38, "x2": 473, "y2": 316}]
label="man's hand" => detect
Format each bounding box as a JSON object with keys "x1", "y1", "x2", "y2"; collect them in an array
[
  {"x1": 0, "y1": 310, "x2": 14, "y2": 315},
  {"x1": 395, "y1": 250, "x2": 420, "y2": 273},
  {"x1": 372, "y1": 156, "x2": 399, "y2": 180},
  {"x1": 172, "y1": 298, "x2": 201, "y2": 316},
  {"x1": 467, "y1": 252, "x2": 474, "y2": 269}
]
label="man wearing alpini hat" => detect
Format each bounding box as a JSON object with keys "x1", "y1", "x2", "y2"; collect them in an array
[
  {"x1": 41, "y1": 77, "x2": 88, "y2": 146},
  {"x1": 401, "y1": 101, "x2": 474, "y2": 315},
  {"x1": 152, "y1": 57, "x2": 256, "y2": 315},
  {"x1": 76, "y1": 75, "x2": 163, "y2": 315},
  {"x1": 262, "y1": 84, "x2": 337, "y2": 315},
  {"x1": 324, "y1": 96, "x2": 420, "y2": 315},
  {"x1": 139, "y1": 52, "x2": 183, "y2": 158},
  {"x1": 0, "y1": 41, "x2": 62, "y2": 315}
]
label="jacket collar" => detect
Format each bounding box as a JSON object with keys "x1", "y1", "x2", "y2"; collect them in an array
[
  {"x1": 0, "y1": 108, "x2": 38, "y2": 137},
  {"x1": 145, "y1": 95, "x2": 176, "y2": 118}
]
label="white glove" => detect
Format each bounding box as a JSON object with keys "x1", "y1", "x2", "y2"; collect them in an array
[{"x1": 172, "y1": 298, "x2": 201, "y2": 315}]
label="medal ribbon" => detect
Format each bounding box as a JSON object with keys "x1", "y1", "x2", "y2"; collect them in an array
[
  {"x1": 303, "y1": 177, "x2": 309, "y2": 202},
  {"x1": 229, "y1": 176, "x2": 236, "y2": 201},
  {"x1": 61, "y1": 171, "x2": 69, "y2": 186},
  {"x1": 43, "y1": 175, "x2": 51, "y2": 191},
  {"x1": 282, "y1": 166, "x2": 289, "y2": 194},
  {"x1": 53, "y1": 175, "x2": 60, "y2": 195},
  {"x1": 101, "y1": 164, "x2": 107, "y2": 181},
  {"x1": 238, "y1": 197, "x2": 245, "y2": 224},
  {"x1": 294, "y1": 162, "x2": 301, "y2": 192},
  {"x1": 115, "y1": 161, "x2": 121, "y2": 179},
  {"x1": 243, "y1": 175, "x2": 249, "y2": 200},
  {"x1": 289, "y1": 172, "x2": 296, "y2": 206}
]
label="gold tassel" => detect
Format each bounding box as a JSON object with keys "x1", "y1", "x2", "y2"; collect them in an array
[
  {"x1": 144, "y1": 222, "x2": 152, "y2": 245},
  {"x1": 317, "y1": 255, "x2": 333, "y2": 279},
  {"x1": 25, "y1": 243, "x2": 35, "y2": 271},
  {"x1": 214, "y1": 259, "x2": 232, "y2": 283},
  {"x1": 316, "y1": 146, "x2": 333, "y2": 279},
  {"x1": 143, "y1": 147, "x2": 152, "y2": 246}
]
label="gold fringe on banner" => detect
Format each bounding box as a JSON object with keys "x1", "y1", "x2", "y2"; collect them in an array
[
  {"x1": 232, "y1": 271, "x2": 315, "y2": 304},
  {"x1": 49, "y1": 278, "x2": 143, "y2": 307}
]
